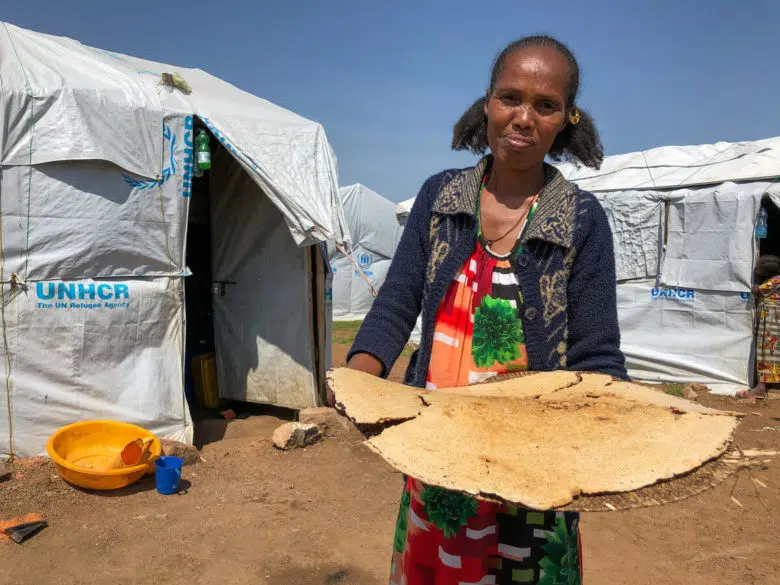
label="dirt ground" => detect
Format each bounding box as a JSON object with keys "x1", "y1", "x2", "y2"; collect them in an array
[{"x1": 1, "y1": 345, "x2": 779, "y2": 585}]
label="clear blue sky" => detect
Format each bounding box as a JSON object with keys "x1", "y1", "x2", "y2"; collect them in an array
[{"x1": 3, "y1": 0, "x2": 780, "y2": 201}]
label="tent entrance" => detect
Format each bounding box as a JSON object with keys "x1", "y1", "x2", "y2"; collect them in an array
[
  {"x1": 184, "y1": 126, "x2": 325, "y2": 414},
  {"x1": 759, "y1": 196, "x2": 780, "y2": 259},
  {"x1": 184, "y1": 122, "x2": 217, "y2": 407}
]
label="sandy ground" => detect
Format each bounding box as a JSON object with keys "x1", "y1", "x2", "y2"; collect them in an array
[{"x1": 1, "y1": 345, "x2": 779, "y2": 585}]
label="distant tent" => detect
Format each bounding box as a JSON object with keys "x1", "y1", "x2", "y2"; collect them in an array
[
  {"x1": 396, "y1": 137, "x2": 780, "y2": 393},
  {"x1": 0, "y1": 22, "x2": 348, "y2": 457},
  {"x1": 329, "y1": 184, "x2": 402, "y2": 320}
]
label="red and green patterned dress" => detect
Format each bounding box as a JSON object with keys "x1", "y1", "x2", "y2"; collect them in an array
[
  {"x1": 389, "y1": 189, "x2": 582, "y2": 585},
  {"x1": 756, "y1": 275, "x2": 780, "y2": 383}
]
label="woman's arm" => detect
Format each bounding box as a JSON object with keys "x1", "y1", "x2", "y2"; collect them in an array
[
  {"x1": 566, "y1": 194, "x2": 628, "y2": 379},
  {"x1": 347, "y1": 173, "x2": 443, "y2": 377}
]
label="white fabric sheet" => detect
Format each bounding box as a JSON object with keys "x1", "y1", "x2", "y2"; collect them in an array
[
  {"x1": 596, "y1": 191, "x2": 663, "y2": 281},
  {"x1": 617, "y1": 280, "x2": 753, "y2": 393},
  {"x1": 660, "y1": 183, "x2": 766, "y2": 292}
]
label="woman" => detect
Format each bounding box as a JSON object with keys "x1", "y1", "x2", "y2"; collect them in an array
[
  {"x1": 348, "y1": 35, "x2": 626, "y2": 585},
  {"x1": 739, "y1": 255, "x2": 780, "y2": 398}
]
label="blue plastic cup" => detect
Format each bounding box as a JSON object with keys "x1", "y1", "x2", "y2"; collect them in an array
[{"x1": 155, "y1": 456, "x2": 183, "y2": 495}]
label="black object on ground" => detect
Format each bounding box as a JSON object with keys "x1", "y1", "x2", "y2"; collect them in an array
[{"x1": 3, "y1": 520, "x2": 48, "y2": 544}]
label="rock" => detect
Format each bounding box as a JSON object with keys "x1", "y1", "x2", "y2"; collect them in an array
[
  {"x1": 160, "y1": 439, "x2": 201, "y2": 466},
  {"x1": 682, "y1": 383, "x2": 710, "y2": 399},
  {"x1": 0, "y1": 460, "x2": 11, "y2": 483},
  {"x1": 272, "y1": 422, "x2": 322, "y2": 450},
  {"x1": 298, "y1": 407, "x2": 349, "y2": 432}
]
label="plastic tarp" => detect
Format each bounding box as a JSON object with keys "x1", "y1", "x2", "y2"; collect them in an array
[
  {"x1": 558, "y1": 137, "x2": 780, "y2": 192},
  {"x1": 595, "y1": 192, "x2": 663, "y2": 281},
  {"x1": 0, "y1": 21, "x2": 348, "y2": 248},
  {"x1": 660, "y1": 183, "x2": 766, "y2": 292},
  {"x1": 210, "y1": 149, "x2": 318, "y2": 409},
  {"x1": 9, "y1": 277, "x2": 190, "y2": 456},
  {"x1": 329, "y1": 184, "x2": 402, "y2": 321},
  {"x1": 0, "y1": 114, "x2": 192, "y2": 458},
  {"x1": 617, "y1": 280, "x2": 753, "y2": 394},
  {"x1": 0, "y1": 23, "x2": 162, "y2": 179},
  {"x1": 396, "y1": 197, "x2": 415, "y2": 225},
  {"x1": 561, "y1": 141, "x2": 780, "y2": 392},
  {"x1": 0, "y1": 22, "x2": 345, "y2": 456}
]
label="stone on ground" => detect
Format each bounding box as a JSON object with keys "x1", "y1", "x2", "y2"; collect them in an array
[
  {"x1": 0, "y1": 460, "x2": 11, "y2": 483},
  {"x1": 160, "y1": 439, "x2": 201, "y2": 466},
  {"x1": 272, "y1": 422, "x2": 322, "y2": 450},
  {"x1": 683, "y1": 383, "x2": 709, "y2": 399}
]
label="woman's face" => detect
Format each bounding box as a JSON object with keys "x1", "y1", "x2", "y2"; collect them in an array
[{"x1": 485, "y1": 46, "x2": 571, "y2": 172}]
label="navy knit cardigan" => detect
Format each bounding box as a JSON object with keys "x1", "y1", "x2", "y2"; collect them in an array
[{"x1": 348, "y1": 156, "x2": 627, "y2": 387}]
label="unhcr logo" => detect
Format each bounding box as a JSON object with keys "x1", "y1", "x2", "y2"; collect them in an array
[
  {"x1": 355, "y1": 253, "x2": 374, "y2": 277},
  {"x1": 651, "y1": 287, "x2": 695, "y2": 302},
  {"x1": 36, "y1": 282, "x2": 131, "y2": 310},
  {"x1": 121, "y1": 115, "x2": 194, "y2": 198},
  {"x1": 181, "y1": 116, "x2": 194, "y2": 198}
]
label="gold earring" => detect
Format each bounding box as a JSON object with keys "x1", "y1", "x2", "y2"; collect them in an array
[{"x1": 568, "y1": 109, "x2": 580, "y2": 125}]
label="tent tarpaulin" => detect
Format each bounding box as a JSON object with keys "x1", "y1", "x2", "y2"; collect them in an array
[
  {"x1": 616, "y1": 280, "x2": 754, "y2": 393},
  {"x1": 0, "y1": 22, "x2": 346, "y2": 457},
  {"x1": 0, "y1": 22, "x2": 348, "y2": 248},
  {"x1": 559, "y1": 136, "x2": 780, "y2": 192},
  {"x1": 559, "y1": 138, "x2": 780, "y2": 393},
  {"x1": 329, "y1": 184, "x2": 402, "y2": 321}
]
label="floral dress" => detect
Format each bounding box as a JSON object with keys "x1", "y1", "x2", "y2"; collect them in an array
[
  {"x1": 756, "y1": 275, "x2": 780, "y2": 383},
  {"x1": 389, "y1": 188, "x2": 582, "y2": 585}
]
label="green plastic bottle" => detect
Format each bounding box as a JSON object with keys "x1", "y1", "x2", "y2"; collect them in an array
[{"x1": 196, "y1": 129, "x2": 211, "y2": 170}]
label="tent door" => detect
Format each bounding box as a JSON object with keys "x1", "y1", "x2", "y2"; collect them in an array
[{"x1": 203, "y1": 144, "x2": 319, "y2": 410}]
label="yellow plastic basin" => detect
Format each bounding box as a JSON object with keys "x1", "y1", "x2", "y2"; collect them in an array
[{"x1": 46, "y1": 420, "x2": 161, "y2": 490}]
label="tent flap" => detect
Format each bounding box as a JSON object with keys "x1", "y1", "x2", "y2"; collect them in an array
[
  {"x1": 0, "y1": 23, "x2": 163, "y2": 178},
  {"x1": 210, "y1": 150, "x2": 317, "y2": 409},
  {"x1": 597, "y1": 191, "x2": 663, "y2": 282},
  {"x1": 660, "y1": 182, "x2": 766, "y2": 292}
]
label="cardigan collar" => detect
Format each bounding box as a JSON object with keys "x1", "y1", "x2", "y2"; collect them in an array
[{"x1": 431, "y1": 155, "x2": 578, "y2": 249}]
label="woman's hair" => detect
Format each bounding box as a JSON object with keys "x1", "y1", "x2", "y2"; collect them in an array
[
  {"x1": 451, "y1": 35, "x2": 603, "y2": 170},
  {"x1": 756, "y1": 255, "x2": 780, "y2": 283}
]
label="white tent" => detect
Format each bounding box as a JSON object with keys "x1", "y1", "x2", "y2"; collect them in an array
[
  {"x1": 329, "y1": 184, "x2": 402, "y2": 320},
  {"x1": 396, "y1": 138, "x2": 780, "y2": 393},
  {"x1": 0, "y1": 22, "x2": 348, "y2": 458}
]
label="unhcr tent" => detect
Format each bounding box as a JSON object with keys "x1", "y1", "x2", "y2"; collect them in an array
[
  {"x1": 0, "y1": 22, "x2": 348, "y2": 457},
  {"x1": 396, "y1": 138, "x2": 780, "y2": 393},
  {"x1": 329, "y1": 184, "x2": 402, "y2": 320}
]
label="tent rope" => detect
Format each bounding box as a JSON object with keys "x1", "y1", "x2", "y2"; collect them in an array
[
  {"x1": 332, "y1": 241, "x2": 377, "y2": 298},
  {"x1": 0, "y1": 22, "x2": 38, "y2": 459},
  {"x1": 4, "y1": 23, "x2": 35, "y2": 283}
]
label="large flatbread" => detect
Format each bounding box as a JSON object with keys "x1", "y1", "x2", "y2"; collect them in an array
[{"x1": 327, "y1": 369, "x2": 741, "y2": 511}]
